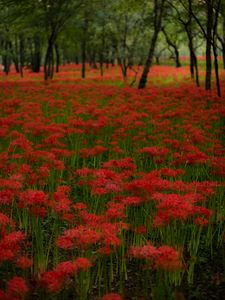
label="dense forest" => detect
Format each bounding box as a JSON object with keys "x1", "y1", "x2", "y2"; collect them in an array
[{"x1": 0, "y1": 0, "x2": 224, "y2": 94}]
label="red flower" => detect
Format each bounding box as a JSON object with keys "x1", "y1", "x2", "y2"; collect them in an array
[
  {"x1": 40, "y1": 271, "x2": 62, "y2": 293},
  {"x1": 16, "y1": 256, "x2": 32, "y2": 269},
  {"x1": 101, "y1": 293, "x2": 122, "y2": 300},
  {"x1": 74, "y1": 257, "x2": 92, "y2": 270},
  {"x1": 7, "y1": 276, "x2": 29, "y2": 297}
]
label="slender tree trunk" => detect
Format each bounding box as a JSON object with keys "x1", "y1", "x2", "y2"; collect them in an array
[
  {"x1": 81, "y1": 16, "x2": 88, "y2": 79},
  {"x1": 99, "y1": 51, "x2": 104, "y2": 76},
  {"x1": 205, "y1": 1, "x2": 213, "y2": 90},
  {"x1": 189, "y1": 52, "x2": 194, "y2": 78},
  {"x1": 44, "y1": 40, "x2": 54, "y2": 80},
  {"x1": 99, "y1": 26, "x2": 105, "y2": 76},
  {"x1": 193, "y1": 53, "x2": 200, "y2": 87},
  {"x1": 187, "y1": 29, "x2": 199, "y2": 86},
  {"x1": 213, "y1": 43, "x2": 221, "y2": 97},
  {"x1": 19, "y1": 35, "x2": 24, "y2": 78},
  {"x1": 174, "y1": 48, "x2": 181, "y2": 67},
  {"x1": 212, "y1": 0, "x2": 221, "y2": 97},
  {"x1": 81, "y1": 39, "x2": 86, "y2": 78},
  {"x1": 13, "y1": 38, "x2": 20, "y2": 73},
  {"x1": 162, "y1": 27, "x2": 181, "y2": 68},
  {"x1": 50, "y1": 47, "x2": 54, "y2": 79},
  {"x1": 138, "y1": 0, "x2": 165, "y2": 89},
  {"x1": 222, "y1": 43, "x2": 225, "y2": 69},
  {"x1": 92, "y1": 52, "x2": 98, "y2": 69},
  {"x1": 155, "y1": 55, "x2": 160, "y2": 65},
  {"x1": 187, "y1": 0, "x2": 199, "y2": 86},
  {"x1": 55, "y1": 44, "x2": 60, "y2": 73},
  {"x1": 32, "y1": 36, "x2": 41, "y2": 72},
  {"x1": 138, "y1": 31, "x2": 158, "y2": 89},
  {"x1": 105, "y1": 49, "x2": 109, "y2": 69},
  {"x1": 222, "y1": 17, "x2": 225, "y2": 69},
  {"x1": 3, "y1": 41, "x2": 10, "y2": 75}
]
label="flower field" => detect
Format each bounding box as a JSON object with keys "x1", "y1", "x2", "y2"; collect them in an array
[{"x1": 0, "y1": 65, "x2": 224, "y2": 299}]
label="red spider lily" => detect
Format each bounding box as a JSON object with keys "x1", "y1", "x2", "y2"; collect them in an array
[
  {"x1": 159, "y1": 167, "x2": 185, "y2": 177},
  {"x1": 101, "y1": 293, "x2": 123, "y2": 300},
  {"x1": 152, "y1": 193, "x2": 213, "y2": 226},
  {"x1": 73, "y1": 202, "x2": 87, "y2": 210},
  {"x1": 40, "y1": 257, "x2": 91, "y2": 293},
  {"x1": 121, "y1": 196, "x2": 143, "y2": 206},
  {"x1": 194, "y1": 217, "x2": 209, "y2": 227},
  {"x1": 139, "y1": 146, "x2": 170, "y2": 158},
  {"x1": 74, "y1": 257, "x2": 92, "y2": 270},
  {"x1": 40, "y1": 271, "x2": 63, "y2": 293},
  {"x1": 0, "y1": 190, "x2": 15, "y2": 205},
  {"x1": 79, "y1": 145, "x2": 107, "y2": 158},
  {"x1": 0, "y1": 213, "x2": 11, "y2": 226},
  {"x1": 134, "y1": 225, "x2": 147, "y2": 234},
  {"x1": 57, "y1": 225, "x2": 101, "y2": 249},
  {"x1": 16, "y1": 256, "x2": 33, "y2": 269},
  {"x1": 130, "y1": 243, "x2": 182, "y2": 271},
  {"x1": 105, "y1": 202, "x2": 126, "y2": 219},
  {"x1": 6, "y1": 276, "x2": 29, "y2": 298},
  {"x1": 18, "y1": 190, "x2": 49, "y2": 217}
]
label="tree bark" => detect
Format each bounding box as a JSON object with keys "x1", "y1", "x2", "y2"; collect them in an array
[
  {"x1": 222, "y1": 17, "x2": 225, "y2": 69},
  {"x1": 162, "y1": 27, "x2": 181, "y2": 68},
  {"x1": 13, "y1": 38, "x2": 20, "y2": 73},
  {"x1": 19, "y1": 35, "x2": 24, "y2": 78},
  {"x1": 32, "y1": 36, "x2": 41, "y2": 73},
  {"x1": 138, "y1": 0, "x2": 165, "y2": 89},
  {"x1": 205, "y1": 1, "x2": 213, "y2": 90},
  {"x1": 138, "y1": 31, "x2": 158, "y2": 89},
  {"x1": 213, "y1": 43, "x2": 221, "y2": 97},
  {"x1": 3, "y1": 41, "x2": 10, "y2": 75},
  {"x1": 55, "y1": 43, "x2": 60, "y2": 73},
  {"x1": 44, "y1": 38, "x2": 54, "y2": 80},
  {"x1": 81, "y1": 39, "x2": 86, "y2": 78},
  {"x1": 222, "y1": 43, "x2": 225, "y2": 69}
]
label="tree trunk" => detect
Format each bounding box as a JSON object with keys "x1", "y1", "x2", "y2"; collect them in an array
[
  {"x1": 138, "y1": 0, "x2": 165, "y2": 89},
  {"x1": 138, "y1": 31, "x2": 158, "y2": 89},
  {"x1": 44, "y1": 39, "x2": 54, "y2": 80},
  {"x1": 99, "y1": 51, "x2": 104, "y2": 76},
  {"x1": 186, "y1": 0, "x2": 199, "y2": 86},
  {"x1": 193, "y1": 53, "x2": 200, "y2": 87},
  {"x1": 187, "y1": 30, "x2": 199, "y2": 86},
  {"x1": 222, "y1": 17, "x2": 225, "y2": 69},
  {"x1": 213, "y1": 43, "x2": 221, "y2": 97},
  {"x1": 13, "y1": 38, "x2": 20, "y2": 73},
  {"x1": 55, "y1": 44, "x2": 60, "y2": 73},
  {"x1": 81, "y1": 39, "x2": 86, "y2": 78},
  {"x1": 32, "y1": 36, "x2": 41, "y2": 73},
  {"x1": 222, "y1": 43, "x2": 225, "y2": 69},
  {"x1": 155, "y1": 55, "x2": 160, "y2": 65},
  {"x1": 205, "y1": 1, "x2": 213, "y2": 90},
  {"x1": 212, "y1": 0, "x2": 221, "y2": 97},
  {"x1": 92, "y1": 52, "x2": 98, "y2": 69},
  {"x1": 162, "y1": 27, "x2": 181, "y2": 68},
  {"x1": 174, "y1": 48, "x2": 181, "y2": 67},
  {"x1": 19, "y1": 35, "x2": 24, "y2": 78},
  {"x1": 3, "y1": 41, "x2": 10, "y2": 75},
  {"x1": 189, "y1": 52, "x2": 194, "y2": 78}
]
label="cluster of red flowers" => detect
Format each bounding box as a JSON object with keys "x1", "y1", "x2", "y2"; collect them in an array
[
  {"x1": 0, "y1": 65, "x2": 224, "y2": 298},
  {"x1": 0, "y1": 212, "x2": 31, "y2": 299},
  {"x1": 41, "y1": 257, "x2": 92, "y2": 293},
  {"x1": 130, "y1": 243, "x2": 182, "y2": 271}
]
